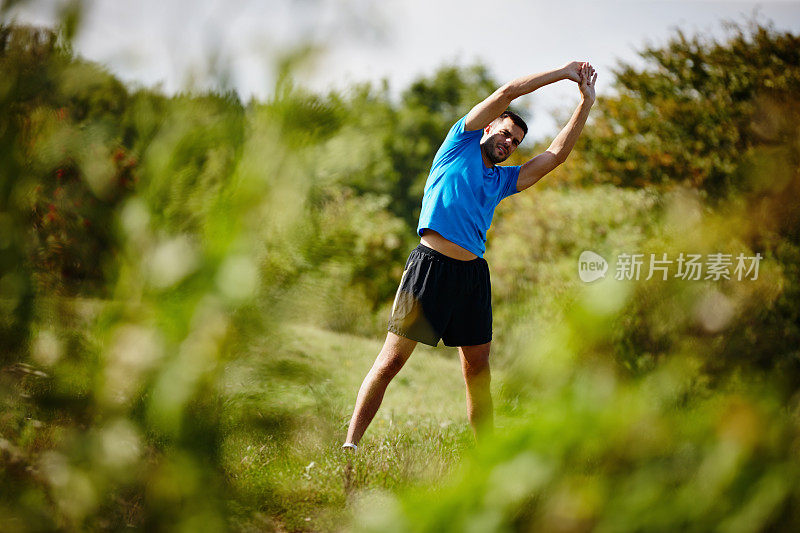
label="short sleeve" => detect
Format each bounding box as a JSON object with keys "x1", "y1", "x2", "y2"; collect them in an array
[
  {"x1": 431, "y1": 115, "x2": 483, "y2": 168},
  {"x1": 499, "y1": 165, "x2": 521, "y2": 201},
  {"x1": 450, "y1": 115, "x2": 483, "y2": 140}
]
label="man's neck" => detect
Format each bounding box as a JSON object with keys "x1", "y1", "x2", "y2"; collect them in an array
[{"x1": 480, "y1": 145, "x2": 494, "y2": 169}]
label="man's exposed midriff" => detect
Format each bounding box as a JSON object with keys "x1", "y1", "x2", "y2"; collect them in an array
[{"x1": 419, "y1": 229, "x2": 478, "y2": 261}]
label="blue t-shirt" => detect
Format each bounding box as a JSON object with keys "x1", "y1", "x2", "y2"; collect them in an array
[{"x1": 416, "y1": 115, "x2": 521, "y2": 257}]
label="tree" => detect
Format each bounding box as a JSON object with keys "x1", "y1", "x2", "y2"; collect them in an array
[
  {"x1": 570, "y1": 20, "x2": 800, "y2": 395},
  {"x1": 577, "y1": 19, "x2": 800, "y2": 199}
]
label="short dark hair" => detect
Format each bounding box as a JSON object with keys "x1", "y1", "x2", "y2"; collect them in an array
[{"x1": 499, "y1": 110, "x2": 528, "y2": 137}]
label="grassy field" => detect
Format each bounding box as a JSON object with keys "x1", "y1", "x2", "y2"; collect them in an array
[{"x1": 219, "y1": 322, "x2": 495, "y2": 531}]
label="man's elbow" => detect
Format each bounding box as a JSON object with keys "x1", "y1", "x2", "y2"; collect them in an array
[
  {"x1": 497, "y1": 83, "x2": 519, "y2": 102},
  {"x1": 548, "y1": 149, "x2": 568, "y2": 167}
]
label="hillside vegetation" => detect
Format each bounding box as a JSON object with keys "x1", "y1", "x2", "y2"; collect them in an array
[{"x1": 1, "y1": 16, "x2": 799, "y2": 532}]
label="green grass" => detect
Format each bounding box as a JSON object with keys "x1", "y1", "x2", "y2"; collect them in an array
[{"x1": 219, "y1": 323, "x2": 485, "y2": 532}]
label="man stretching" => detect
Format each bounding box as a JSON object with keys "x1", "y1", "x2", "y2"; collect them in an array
[{"x1": 342, "y1": 62, "x2": 597, "y2": 451}]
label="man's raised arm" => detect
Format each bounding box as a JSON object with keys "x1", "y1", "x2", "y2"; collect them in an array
[
  {"x1": 515, "y1": 63, "x2": 597, "y2": 193},
  {"x1": 464, "y1": 61, "x2": 584, "y2": 132}
]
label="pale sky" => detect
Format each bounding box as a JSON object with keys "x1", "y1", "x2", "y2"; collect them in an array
[{"x1": 7, "y1": 0, "x2": 800, "y2": 140}]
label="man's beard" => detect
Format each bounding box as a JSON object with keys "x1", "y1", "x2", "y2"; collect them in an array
[{"x1": 482, "y1": 139, "x2": 506, "y2": 165}]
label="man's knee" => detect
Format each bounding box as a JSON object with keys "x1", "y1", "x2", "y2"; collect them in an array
[
  {"x1": 373, "y1": 332, "x2": 416, "y2": 381},
  {"x1": 374, "y1": 352, "x2": 405, "y2": 380},
  {"x1": 464, "y1": 361, "x2": 490, "y2": 380},
  {"x1": 460, "y1": 343, "x2": 491, "y2": 378}
]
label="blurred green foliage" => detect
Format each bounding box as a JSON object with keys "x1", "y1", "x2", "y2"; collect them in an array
[{"x1": 0, "y1": 11, "x2": 799, "y2": 533}]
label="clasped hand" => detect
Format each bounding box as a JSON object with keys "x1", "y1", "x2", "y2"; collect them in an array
[{"x1": 563, "y1": 61, "x2": 597, "y2": 103}]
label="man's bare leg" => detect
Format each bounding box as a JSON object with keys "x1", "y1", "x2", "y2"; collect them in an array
[
  {"x1": 344, "y1": 331, "x2": 417, "y2": 446},
  {"x1": 459, "y1": 341, "x2": 493, "y2": 442}
]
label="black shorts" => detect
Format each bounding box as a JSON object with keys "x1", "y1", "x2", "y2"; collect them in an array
[{"x1": 387, "y1": 244, "x2": 492, "y2": 347}]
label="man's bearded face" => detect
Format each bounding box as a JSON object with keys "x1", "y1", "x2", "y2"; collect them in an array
[{"x1": 481, "y1": 117, "x2": 525, "y2": 165}]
